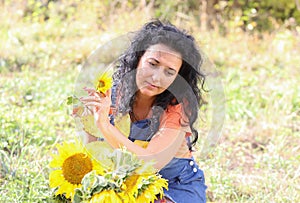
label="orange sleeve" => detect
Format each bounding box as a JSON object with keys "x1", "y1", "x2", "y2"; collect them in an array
[{"x1": 159, "y1": 104, "x2": 192, "y2": 136}]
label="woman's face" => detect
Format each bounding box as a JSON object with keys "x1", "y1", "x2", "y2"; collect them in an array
[{"x1": 136, "y1": 44, "x2": 182, "y2": 98}]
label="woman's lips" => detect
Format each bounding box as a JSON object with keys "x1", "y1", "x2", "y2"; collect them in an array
[{"x1": 145, "y1": 81, "x2": 159, "y2": 89}]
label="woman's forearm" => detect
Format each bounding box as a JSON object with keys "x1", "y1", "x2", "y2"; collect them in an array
[{"x1": 97, "y1": 119, "x2": 185, "y2": 170}]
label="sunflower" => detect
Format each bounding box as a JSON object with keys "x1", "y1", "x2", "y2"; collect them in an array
[
  {"x1": 119, "y1": 174, "x2": 140, "y2": 202},
  {"x1": 136, "y1": 177, "x2": 168, "y2": 203},
  {"x1": 94, "y1": 72, "x2": 112, "y2": 94},
  {"x1": 89, "y1": 190, "x2": 123, "y2": 203},
  {"x1": 121, "y1": 173, "x2": 168, "y2": 203},
  {"x1": 49, "y1": 141, "x2": 104, "y2": 200}
]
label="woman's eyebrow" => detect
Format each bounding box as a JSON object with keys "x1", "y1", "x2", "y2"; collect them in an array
[
  {"x1": 147, "y1": 57, "x2": 159, "y2": 63},
  {"x1": 148, "y1": 57, "x2": 177, "y2": 71}
]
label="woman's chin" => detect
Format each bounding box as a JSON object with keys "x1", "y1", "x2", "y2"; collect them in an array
[{"x1": 138, "y1": 88, "x2": 160, "y2": 98}]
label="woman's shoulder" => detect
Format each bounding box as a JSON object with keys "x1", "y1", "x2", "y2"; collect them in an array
[
  {"x1": 165, "y1": 103, "x2": 189, "y2": 121},
  {"x1": 159, "y1": 103, "x2": 190, "y2": 130},
  {"x1": 166, "y1": 103, "x2": 183, "y2": 112}
]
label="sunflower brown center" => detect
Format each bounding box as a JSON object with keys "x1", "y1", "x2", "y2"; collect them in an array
[
  {"x1": 62, "y1": 153, "x2": 93, "y2": 184},
  {"x1": 98, "y1": 80, "x2": 105, "y2": 88}
]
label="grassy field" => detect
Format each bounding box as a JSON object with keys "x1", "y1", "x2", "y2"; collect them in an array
[{"x1": 1, "y1": 1, "x2": 299, "y2": 202}]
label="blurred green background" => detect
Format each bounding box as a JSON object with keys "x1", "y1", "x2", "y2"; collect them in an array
[{"x1": 0, "y1": 0, "x2": 299, "y2": 202}]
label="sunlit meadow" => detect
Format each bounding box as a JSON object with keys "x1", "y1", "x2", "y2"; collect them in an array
[{"x1": 0, "y1": 1, "x2": 299, "y2": 202}]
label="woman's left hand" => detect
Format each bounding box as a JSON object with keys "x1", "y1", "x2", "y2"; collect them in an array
[{"x1": 80, "y1": 87, "x2": 112, "y2": 127}]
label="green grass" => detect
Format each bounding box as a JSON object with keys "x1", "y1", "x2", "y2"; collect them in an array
[
  {"x1": 1, "y1": 1, "x2": 299, "y2": 202},
  {"x1": 197, "y1": 30, "x2": 300, "y2": 202},
  {"x1": 0, "y1": 69, "x2": 76, "y2": 202}
]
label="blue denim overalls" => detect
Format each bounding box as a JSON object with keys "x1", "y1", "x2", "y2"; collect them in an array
[{"x1": 128, "y1": 119, "x2": 207, "y2": 203}]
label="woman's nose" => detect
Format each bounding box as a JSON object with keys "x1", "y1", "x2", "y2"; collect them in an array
[{"x1": 151, "y1": 68, "x2": 161, "y2": 83}]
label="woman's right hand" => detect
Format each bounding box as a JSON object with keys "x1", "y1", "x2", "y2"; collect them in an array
[
  {"x1": 79, "y1": 87, "x2": 102, "y2": 113},
  {"x1": 79, "y1": 87, "x2": 112, "y2": 129},
  {"x1": 78, "y1": 87, "x2": 108, "y2": 143}
]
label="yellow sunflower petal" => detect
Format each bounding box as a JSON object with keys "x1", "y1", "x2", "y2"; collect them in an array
[
  {"x1": 94, "y1": 72, "x2": 113, "y2": 94},
  {"x1": 90, "y1": 190, "x2": 123, "y2": 203},
  {"x1": 136, "y1": 192, "x2": 151, "y2": 203},
  {"x1": 49, "y1": 170, "x2": 63, "y2": 188},
  {"x1": 64, "y1": 142, "x2": 79, "y2": 154},
  {"x1": 108, "y1": 190, "x2": 123, "y2": 203},
  {"x1": 55, "y1": 143, "x2": 72, "y2": 159},
  {"x1": 91, "y1": 159, "x2": 104, "y2": 175},
  {"x1": 142, "y1": 189, "x2": 157, "y2": 202},
  {"x1": 55, "y1": 180, "x2": 79, "y2": 199},
  {"x1": 49, "y1": 154, "x2": 64, "y2": 168},
  {"x1": 147, "y1": 184, "x2": 160, "y2": 195},
  {"x1": 90, "y1": 190, "x2": 109, "y2": 203},
  {"x1": 118, "y1": 191, "x2": 134, "y2": 203},
  {"x1": 123, "y1": 174, "x2": 139, "y2": 196}
]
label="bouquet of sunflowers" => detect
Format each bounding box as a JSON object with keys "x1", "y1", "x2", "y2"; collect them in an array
[
  {"x1": 49, "y1": 141, "x2": 168, "y2": 203},
  {"x1": 49, "y1": 72, "x2": 168, "y2": 202}
]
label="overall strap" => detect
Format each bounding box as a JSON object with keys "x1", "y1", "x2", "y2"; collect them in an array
[{"x1": 108, "y1": 82, "x2": 118, "y2": 125}]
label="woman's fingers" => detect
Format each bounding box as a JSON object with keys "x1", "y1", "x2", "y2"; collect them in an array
[
  {"x1": 80, "y1": 96, "x2": 101, "y2": 103},
  {"x1": 80, "y1": 91, "x2": 109, "y2": 103},
  {"x1": 83, "y1": 87, "x2": 107, "y2": 98},
  {"x1": 80, "y1": 95, "x2": 110, "y2": 110},
  {"x1": 82, "y1": 106, "x2": 93, "y2": 116},
  {"x1": 83, "y1": 87, "x2": 97, "y2": 96},
  {"x1": 80, "y1": 88, "x2": 112, "y2": 119},
  {"x1": 83, "y1": 87, "x2": 95, "y2": 92},
  {"x1": 82, "y1": 101, "x2": 102, "y2": 108}
]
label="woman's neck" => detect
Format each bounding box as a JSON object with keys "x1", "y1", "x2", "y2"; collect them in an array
[
  {"x1": 135, "y1": 92, "x2": 155, "y2": 108},
  {"x1": 131, "y1": 92, "x2": 155, "y2": 121}
]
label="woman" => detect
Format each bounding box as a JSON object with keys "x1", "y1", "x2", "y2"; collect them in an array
[{"x1": 81, "y1": 20, "x2": 207, "y2": 203}]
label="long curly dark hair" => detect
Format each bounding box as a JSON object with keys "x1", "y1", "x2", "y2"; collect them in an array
[{"x1": 112, "y1": 19, "x2": 206, "y2": 150}]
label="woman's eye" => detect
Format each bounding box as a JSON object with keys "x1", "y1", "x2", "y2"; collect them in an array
[
  {"x1": 148, "y1": 61, "x2": 157, "y2": 67},
  {"x1": 165, "y1": 69, "x2": 176, "y2": 76}
]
